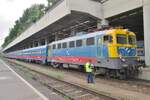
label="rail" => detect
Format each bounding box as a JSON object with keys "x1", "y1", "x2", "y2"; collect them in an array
[{"x1": 7, "y1": 60, "x2": 117, "y2": 100}]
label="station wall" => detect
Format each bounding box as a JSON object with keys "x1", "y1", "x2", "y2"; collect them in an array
[{"x1": 143, "y1": 0, "x2": 150, "y2": 66}]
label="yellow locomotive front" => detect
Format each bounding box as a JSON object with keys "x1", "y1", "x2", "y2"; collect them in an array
[
  {"x1": 107, "y1": 28, "x2": 137, "y2": 58},
  {"x1": 102, "y1": 28, "x2": 142, "y2": 78}
]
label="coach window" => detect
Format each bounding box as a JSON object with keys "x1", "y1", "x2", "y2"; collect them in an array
[
  {"x1": 69, "y1": 41, "x2": 75, "y2": 48},
  {"x1": 86, "y1": 37, "x2": 95, "y2": 46},
  {"x1": 62, "y1": 42, "x2": 67, "y2": 48},
  {"x1": 76, "y1": 39, "x2": 82, "y2": 47},
  {"x1": 58, "y1": 43, "x2": 61, "y2": 49},
  {"x1": 52, "y1": 44, "x2": 56, "y2": 49}
]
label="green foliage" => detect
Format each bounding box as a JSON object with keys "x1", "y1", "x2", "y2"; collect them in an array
[
  {"x1": 48, "y1": 71, "x2": 64, "y2": 79},
  {"x1": 123, "y1": 96, "x2": 135, "y2": 100},
  {"x1": 2, "y1": 0, "x2": 61, "y2": 48},
  {"x1": 64, "y1": 96, "x2": 71, "y2": 100},
  {"x1": 2, "y1": 4, "x2": 46, "y2": 48}
]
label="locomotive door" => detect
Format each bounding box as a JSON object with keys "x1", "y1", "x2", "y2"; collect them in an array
[
  {"x1": 97, "y1": 36, "x2": 103, "y2": 57},
  {"x1": 102, "y1": 35, "x2": 109, "y2": 57}
]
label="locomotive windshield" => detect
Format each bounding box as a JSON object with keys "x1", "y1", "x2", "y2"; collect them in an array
[
  {"x1": 128, "y1": 35, "x2": 136, "y2": 45},
  {"x1": 116, "y1": 34, "x2": 127, "y2": 44}
]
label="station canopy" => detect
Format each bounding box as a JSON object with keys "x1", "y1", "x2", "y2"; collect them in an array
[{"x1": 5, "y1": 11, "x2": 98, "y2": 52}]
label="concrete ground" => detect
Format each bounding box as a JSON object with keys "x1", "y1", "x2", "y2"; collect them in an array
[
  {"x1": 6, "y1": 59, "x2": 150, "y2": 100},
  {"x1": 0, "y1": 59, "x2": 49, "y2": 100},
  {"x1": 138, "y1": 68, "x2": 150, "y2": 81}
]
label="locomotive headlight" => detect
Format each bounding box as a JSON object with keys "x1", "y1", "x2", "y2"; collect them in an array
[
  {"x1": 119, "y1": 54, "x2": 122, "y2": 59},
  {"x1": 121, "y1": 58, "x2": 126, "y2": 62},
  {"x1": 119, "y1": 54, "x2": 126, "y2": 62},
  {"x1": 137, "y1": 57, "x2": 140, "y2": 61}
]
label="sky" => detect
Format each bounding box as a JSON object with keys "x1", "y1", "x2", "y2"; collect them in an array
[{"x1": 0, "y1": 0, "x2": 47, "y2": 47}]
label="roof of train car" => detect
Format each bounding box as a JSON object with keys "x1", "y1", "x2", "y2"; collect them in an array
[
  {"x1": 50, "y1": 30, "x2": 107, "y2": 45},
  {"x1": 7, "y1": 49, "x2": 22, "y2": 54},
  {"x1": 6, "y1": 29, "x2": 135, "y2": 54},
  {"x1": 49, "y1": 28, "x2": 135, "y2": 45},
  {"x1": 22, "y1": 45, "x2": 47, "y2": 52}
]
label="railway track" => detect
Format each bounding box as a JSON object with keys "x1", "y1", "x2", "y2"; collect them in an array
[
  {"x1": 6, "y1": 58, "x2": 150, "y2": 96},
  {"x1": 96, "y1": 75, "x2": 150, "y2": 87},
  {"x1": 8, "y1": 61, "x2": 117, "y2": 100},
  {"x1": 5, "y1": 58, "x2": 150, "y2": 96}
]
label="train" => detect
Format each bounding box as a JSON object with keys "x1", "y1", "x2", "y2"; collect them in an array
[{"x1": 5, "y1": 28, "x2": 143, "y2": 79}]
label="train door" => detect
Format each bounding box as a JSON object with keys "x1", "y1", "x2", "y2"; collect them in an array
[
  {"x1": 102, "y1": 35, "x2": 112, "y2": 57},
  {"x1": 97, "y1": 36, "x2": 103, "y2": 57},
  {"x1": 47, "y1": 45, "x2": 51, "y2": 62},
  {"x1": 48, "y1": 45, "x2": 51, "y2": 57},
  {"x1": 102, "y1": 35, "x2": 113, "y2": 57}
]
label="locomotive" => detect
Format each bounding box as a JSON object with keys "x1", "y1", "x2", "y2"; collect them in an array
[{"x1": 5, "y1": 28, "x2": 142, "y2": 79}]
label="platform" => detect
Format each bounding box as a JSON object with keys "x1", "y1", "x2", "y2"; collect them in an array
[
  {"x1": 138, "y1": 67, "x2": 150, "y2": 81},
  {"x1": 0, "y1": 59, "x2": 49, "y2": 100}
]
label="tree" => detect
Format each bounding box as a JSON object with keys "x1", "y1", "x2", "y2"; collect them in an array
[{"x1": 2, "y1": 4, "x2": 46, "y2": 48}]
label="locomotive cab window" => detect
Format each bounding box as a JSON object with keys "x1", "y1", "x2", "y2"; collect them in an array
[
  {"x1": 103, "y1": 35, "x2": 112, "y2": 43},
  {"x1": 86, "y1": 37, "x2": 94, "y2": 46},
  {"x1": 128, "y1": 35, "x2": 136, "y2": 45},
  {"x1": 69, "y1": 41, "x2": 75, "y2": 48},
  {"x1": 116, "y1": 34, "x2": 127, "y2": 44}
]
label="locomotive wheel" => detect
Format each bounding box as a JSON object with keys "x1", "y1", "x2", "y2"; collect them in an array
[
  {"x1": 118, "y1": 71, "x2": 127, "y2": 79},
  {"x1": 118, "y1": 74, "x2": 126, "y2": 80},
  {"x1": 51, "y1": 62, "x2": 59, "y2": 68},
  {"x1": 135, "y1": 66, "x2": 140, "y2": 74},
  {"x1": 79, "y1": 65, "x2": 84, "y2": 72},
  {"x1": 105, "y1": 70, "x2": 110, "y2": 79}
]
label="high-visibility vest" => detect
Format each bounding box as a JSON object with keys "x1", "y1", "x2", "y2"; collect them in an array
[{"x1": 85, "y1": 62, "x2": 92, "y2": 72}]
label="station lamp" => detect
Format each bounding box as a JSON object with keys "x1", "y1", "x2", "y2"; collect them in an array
[{"x1": 91, "y1": 0, "x2": 109, "y2": 4}]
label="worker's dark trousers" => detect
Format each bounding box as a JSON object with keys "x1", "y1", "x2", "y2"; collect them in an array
[{"x1": 87, "y1": 72, "x2": 94, "y2": 83}]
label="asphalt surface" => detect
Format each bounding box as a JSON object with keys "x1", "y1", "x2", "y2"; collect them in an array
[{"x1": 0, "y1": 59, "x2": 51, "y2": 100}]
